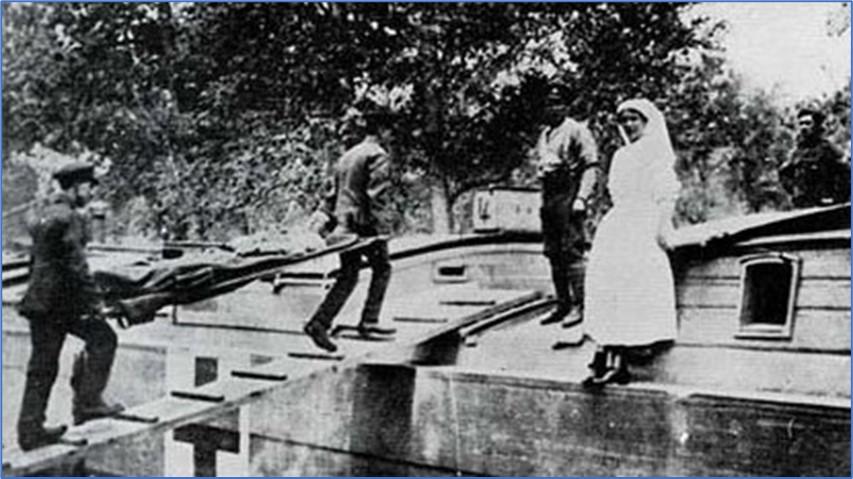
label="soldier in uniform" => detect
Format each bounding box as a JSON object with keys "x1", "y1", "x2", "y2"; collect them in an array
[
  {"x1": 536, "y1": 91, "x2": 600, "y2": 328},
  {"x1": 17, "y1": 162, "x2": 123, "y2": 451},
  {"x1": 303, "y1": 109, "x2": 396, "y2": 353},
  {"x1": 780, "y1": 108, "x2": 850, "y2": 208}
]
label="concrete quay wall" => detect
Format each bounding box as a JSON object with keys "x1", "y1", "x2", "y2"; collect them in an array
[{"x1": 244, "y1": 364, "x2": 850, "y2": 477}]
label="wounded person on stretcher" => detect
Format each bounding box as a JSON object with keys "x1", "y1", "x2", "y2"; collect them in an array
[{"x1": 94, "y1": 230, "x2": 351, "y2": 328}]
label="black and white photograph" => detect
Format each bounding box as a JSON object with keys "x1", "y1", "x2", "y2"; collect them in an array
[{"x1": 1, "y1": 2, "x2": 850, "y2": 476}]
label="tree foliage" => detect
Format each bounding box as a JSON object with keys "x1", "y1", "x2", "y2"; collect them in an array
[{"x1": 3, "y1": 3, "x2": 849, "y2": 241}]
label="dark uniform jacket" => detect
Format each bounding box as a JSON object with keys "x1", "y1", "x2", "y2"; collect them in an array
[
  {"x1": 18, "y1": 192, "x2": 100, "y2": 320},
  {"x1": 322, "y1": 136, "x2": 392, "y2": 237},
  {"x1": 780, "y1": 137, "x2": 850, "y2": 208}
]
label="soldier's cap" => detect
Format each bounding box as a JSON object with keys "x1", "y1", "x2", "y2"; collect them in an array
[
  {"x1": 545, "y1": 83, "x2": 571, "y2": 107},
  {"x1": 53, "y1": 161, "x2": 99, "y2": 188},
  {"x1": 797, "y1": 107, "x2": 825, "y2": 126}
]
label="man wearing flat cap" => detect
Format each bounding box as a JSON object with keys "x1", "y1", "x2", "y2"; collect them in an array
[
  {"x1": 535, "y1": 87, "x2": 600, "y2": 329},
  {"x1": 16, "y1": 162, "x2": 123, "y2": 450}
]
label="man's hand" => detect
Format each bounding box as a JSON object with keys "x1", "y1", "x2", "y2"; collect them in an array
[
  {"x1": 82, "y1": 301, "x2": 114, "y2": 322},
  {"x1": 656, "y1": 222, "x2": 675, "y2": 250},
  {"x1": 308, "y1": 210, "x2": 332, "y2": 236}
]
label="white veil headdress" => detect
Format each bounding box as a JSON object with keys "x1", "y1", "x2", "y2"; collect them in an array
[
  {"x1": 616, "y1": 98, "x2": 676, "y2": 169},
  {"x1": 615, "y1": 98, "x2": 679, "y2": 204}
]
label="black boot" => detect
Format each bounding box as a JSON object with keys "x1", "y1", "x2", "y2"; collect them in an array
[
  {"x1": 585, "y1": 347, "x2": 631, "y2": 387},
  {"x1": 18, "y1": 352, "x2": 61, "y2": 450},
  {"x1": 73, "y1": 400, "x2": 125, "y2": 426},
  {"x1": 581, "y1": 349, "x2": 608, "y2": 388},
  {"x1": 544, "y1": 258, "x2": 571, "y2": 326},
  {"x1": 564, "y1": 261, "x2": 585, "y2": 328},
  {"x1": 561, "y1": 304, "x2": 583, "y2": 328},
  {"x1": 356, "y1": 323, "x2": 397, "y2": 338},
  {"x1": 304, "y1": 321, "x2": 338, "y2": 352},
  {"x1": 71, "y1": 351, "x2": 124, "y2": 426},
  {"x1": 540, "y1": 305, "x2": 569, "y2": 325},
  {"x1": 19, "y1": 424, "x2": 67, "y2": 451}
]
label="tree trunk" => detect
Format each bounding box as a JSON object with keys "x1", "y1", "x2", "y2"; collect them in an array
[{"x1": 430, "y1": 181, "x2": 451, "y2": 234}]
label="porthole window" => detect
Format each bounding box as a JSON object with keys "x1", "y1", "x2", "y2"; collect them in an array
[{"x1": 735, "y1": 252, "x2": 801, "y2": 339}]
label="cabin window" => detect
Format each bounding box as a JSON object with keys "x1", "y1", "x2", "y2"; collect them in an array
[
  {"x1": 735, "y1": 252, "x2": 800, "y2": 340},
  {"x1": 433, "y1": 262, "x2": 469, "y2": 283},
  {"x1": 194, "y1": 356, "x2": 219, "y2": 386}
]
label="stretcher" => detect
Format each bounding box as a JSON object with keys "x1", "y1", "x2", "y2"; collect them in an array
[{"x1": 96, "y1": 234, "x2": 386, "y2": 328}]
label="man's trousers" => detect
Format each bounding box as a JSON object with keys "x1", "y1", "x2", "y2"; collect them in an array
[
  {"x1": 17, "y1": 314, "x2": 117, "y2": 435},
  {"x1": 308, "y1": 239, "x2": 391, "y2": 329}
]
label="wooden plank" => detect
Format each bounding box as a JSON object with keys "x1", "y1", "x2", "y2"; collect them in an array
[
  {"x1": 2, "y1": 267, "x2": 29, "y2": 285},
  {"x1": 439, "y1": 298, "x2": 496, "y2": 306},
  {"x1": 677, "y1": 307, "x2": 850, "y2": 352},
  {"x1": 230, "y1": 369, "x2": 288, "y2": 381},
  {"x1": 677, "y1": 277, "x2": 850, "y2": 310},
  {"x1": 682, "y1": 247, "x2": 850, "y2": 279},
  {"x1": 459, "y1": 298, "x2": 554, "y2": 337},
  {"x1": 171, "y1": 390, "x2": 225, "y2": 403},
  {"x1": 392, "y1": 304, "x2": 484, "y2": 323},
  {"x1": 384, "y1": 286, "x2": 526, "y2": 324},
  {"x1": 393, "y1": 316, "x2": 448, "y2": 324},
  {"x1": 287, "y1": 351, "x2": 345, "y2": 361}
]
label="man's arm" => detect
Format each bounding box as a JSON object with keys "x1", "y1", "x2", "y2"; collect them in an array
[
  {"x1": 574, "y1": 125, "x2": 600, "y2": 204},
  {"x1": 61, "y1": 213, "x2": 102, "y2": 313},
  {"x1": 367, "y1": 152, "x2": 391, "y2": 203},
  {"x1": 320, "y1": 176, "x2": 337, "y2": 216},
  {"x1": 309, "y1": 176, "x2": 338, "y2": 236}
]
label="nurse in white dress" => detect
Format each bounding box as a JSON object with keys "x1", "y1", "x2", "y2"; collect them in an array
[{"x1": 582, "y1": 98, "x2": 680, "y2": 387}]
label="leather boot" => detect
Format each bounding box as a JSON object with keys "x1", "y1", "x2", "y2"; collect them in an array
[
  {"x1": 581, "y1": 349, "x2": 608, "y2": 388},
  {"x1": 71, "y1": 351, "x2": 124, "y2": 425},
  {"x1": 587, "y1": 348, "x2": 631, "y2": 387},
  {"x1": 73, "y1": 400, "x2": 125, "y2": 426},
  {"x1": 561, "y1": 304, "x2": 583, "y2": 328},
  {"x1": 18, "y1": 424, "x2": 68, "y2": 451},
  {"x1": 564, "y1": 262, "x2": 585, "y2": 328},
  {"x1": 304, "y1": 321, "x2": 338, "y2": 352},
  {"x1": 540, "y1": 306, "x2": 568, "y2": 325},
  {"x1": 357, "y1": 323, "x2": 396, "y2": 338}
]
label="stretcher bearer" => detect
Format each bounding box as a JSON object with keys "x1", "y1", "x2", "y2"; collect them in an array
[
  {"x1": 535, "y1": 88, "x2": 601, "y2": 328},
  {"x1": 304, "y1": 107, "x2": 396, "y2": 352},
  {"x1": 17, "y1": 162, "x2": 124, "y2": 451}
]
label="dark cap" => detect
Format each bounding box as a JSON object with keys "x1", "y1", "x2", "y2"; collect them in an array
[
  {"x1": 797, "y1": 107, "x2": 825, "y2": 126},
  {"x1": 53, "y1": 162, "x2": 99, "y2": 189},
  {"x1": 545, "y1": 83, "x2": 571, "y2": 106},
  {"x1": 345, "y1": 101, "x2": 393, "y2": 134}
]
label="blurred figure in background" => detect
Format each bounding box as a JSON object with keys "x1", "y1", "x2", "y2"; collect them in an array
[{"x1": 780, "y1": 107, "x2": 850, "y2": 208}]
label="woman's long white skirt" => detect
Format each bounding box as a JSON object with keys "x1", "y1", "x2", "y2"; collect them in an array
[{"x1": 584, "y1": 207, "x2": 677, "y2": 346}]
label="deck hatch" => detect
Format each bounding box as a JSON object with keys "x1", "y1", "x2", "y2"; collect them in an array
[{"x1": 735, "y1": 252, "x2": 801, "y2": 340}]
